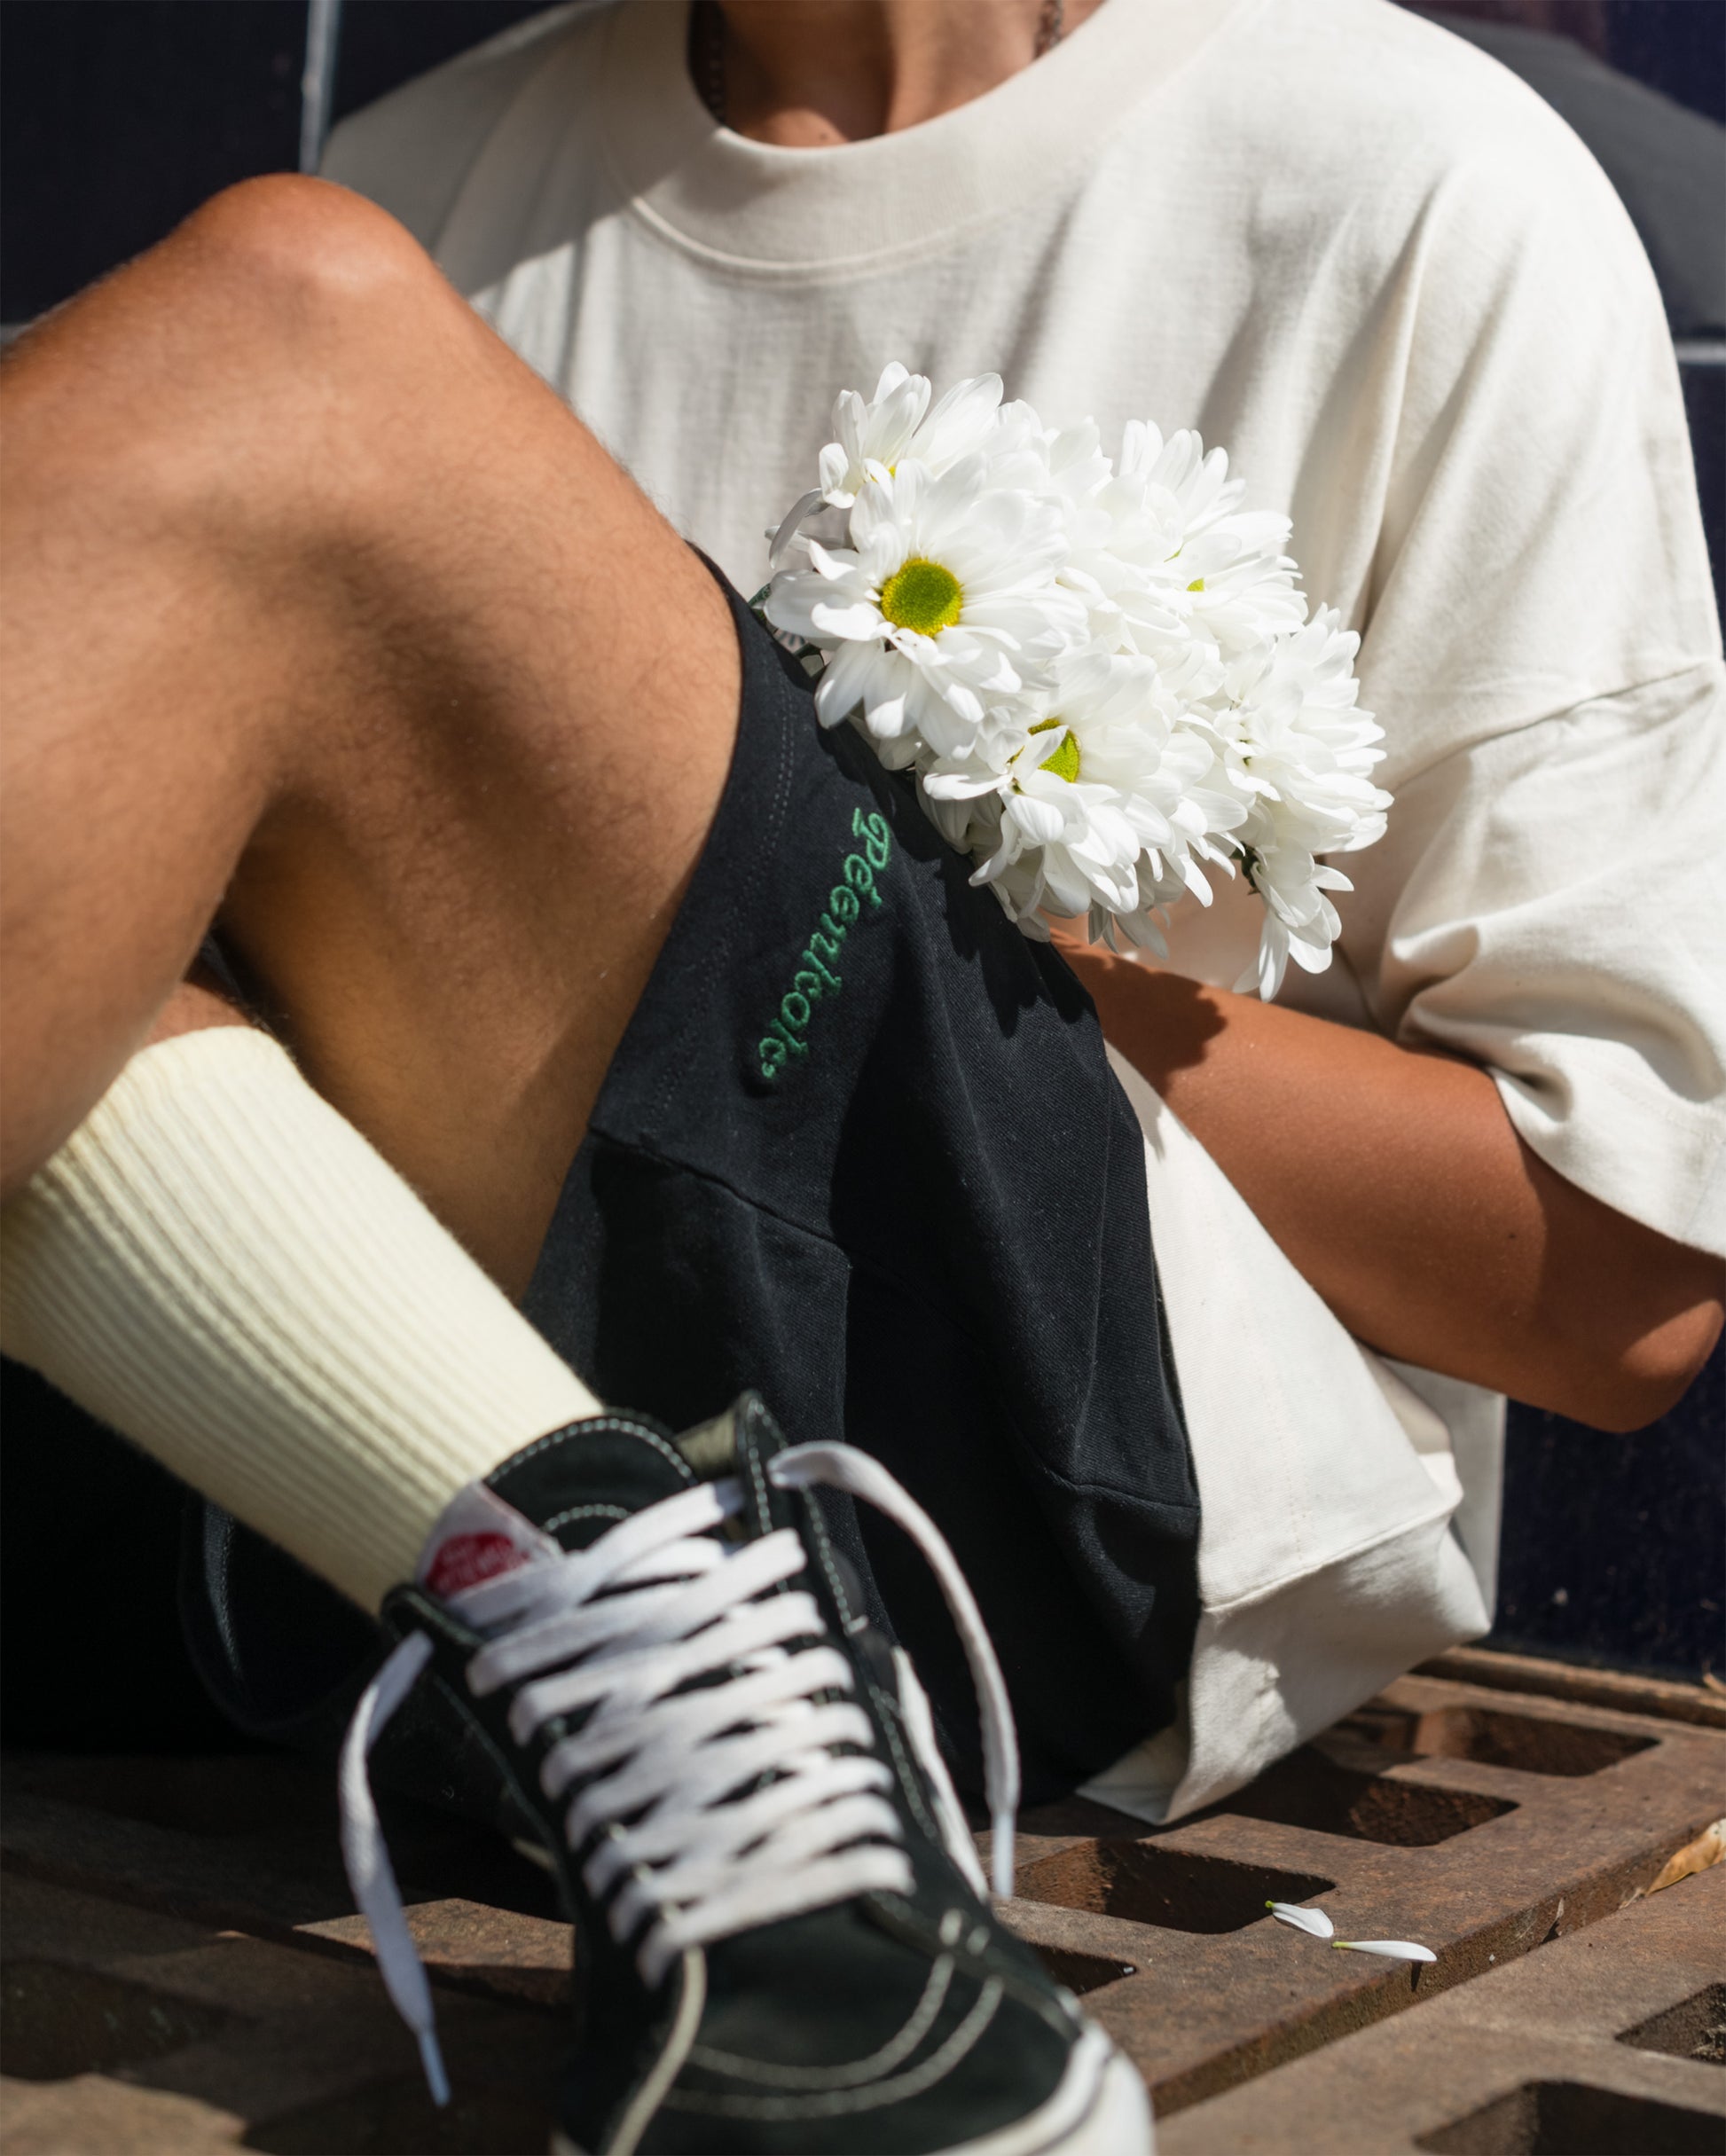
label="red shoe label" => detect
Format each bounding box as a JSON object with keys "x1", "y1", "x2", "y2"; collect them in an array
[
  {"x1": 416, "y1": 1483, "x2": 560, "y2": 1603},
  {"x1": 425, "y1": 1531, "x2": 528, "y2": 1597}
]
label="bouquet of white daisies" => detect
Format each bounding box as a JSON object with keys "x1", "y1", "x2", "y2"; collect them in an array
[{"x1": 761, "y1": 365, "x2": 1391, "y2": 999}]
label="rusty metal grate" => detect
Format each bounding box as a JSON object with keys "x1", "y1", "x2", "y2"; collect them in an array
[
  {"x1": 998, "y1": 1669, "x2": 1725, "y2": 2117},
  {"x1": 1, "y1": 1655, "x2": 1721, "y2": 2151},
  {"x1": 1159, "y1": 1861, "x2": 1726, "y2": 2152}
]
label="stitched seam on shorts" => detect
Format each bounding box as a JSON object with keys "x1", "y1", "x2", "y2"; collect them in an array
[
  {"x1": 570, "y1": 1135, "x2": 1196, "y2": 1517},
  {"x1": 577, "y1": 1127, "x2": 950, "y2": 1320}
]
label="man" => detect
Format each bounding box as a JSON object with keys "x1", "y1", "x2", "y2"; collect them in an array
[
  {"x1": 1, "y1": 1, "x2": 1720, "y2": 2149},
  {"x1": 320, "y1": 0, "x2": 1723, "y2": 1803}
]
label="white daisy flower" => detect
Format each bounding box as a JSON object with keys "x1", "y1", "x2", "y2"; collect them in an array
[
  {"x1": 768, "y1": 365, "x2": 1008, "y2": 567},
  {"x1": 1236, "y1": 847, "x2": 1358, "y2": 1001},
  {"x1": 1066, "y1": 423, "x2": 1306, "y2": 670},
  {"x1": 922, "y1": 654, "x2": 1246, "y2": 939},
  {"x1": 1209, "y1": 608, "x2": 1392, "y2": 998},
  {"x1": 757, "y1": 366, "x2": 1390, "y2": 987},
  {"x1": 821, "y1": 365, "x2": 1007, "y2": 506},
  {"x1": 765, "y1": 455, "x2": 1086, "y2": 759}
]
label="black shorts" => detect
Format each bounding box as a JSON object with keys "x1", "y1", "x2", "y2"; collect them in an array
[
  {"x1": 519, "y1": 577, "x2": 1199, "y2": 1798},
  {"x1": 15, "y1": 576, "x2": 1201, "y2": 1799}
]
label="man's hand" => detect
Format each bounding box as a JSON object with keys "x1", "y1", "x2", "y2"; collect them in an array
[{"x1": 1056, "y1": 932, "x2": 1723, "y2": 1431}]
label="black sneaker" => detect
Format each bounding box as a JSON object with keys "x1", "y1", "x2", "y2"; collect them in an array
[{"x1": 340, "y1": 1393, "x2": 1152, "y2": 2155}]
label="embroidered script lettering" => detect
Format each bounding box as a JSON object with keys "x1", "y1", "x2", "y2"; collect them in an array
[{"x1": 758, "y1": 807, "x2": 892, "y2": 1080}]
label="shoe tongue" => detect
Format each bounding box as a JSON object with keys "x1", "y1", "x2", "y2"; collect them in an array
[
  {"x1": 417, "y1": 1415, "x2": 699, "y2": 1606},
  {"x1": 418, "y1": 1399, "x2": 787, "y2": 1602},
  {"x1": 417, "y1": 1480, "x2": 562, "y2": 1601},
  {"x1": 485, "y1": 1415, "x2": 701, "y2": 1549}
]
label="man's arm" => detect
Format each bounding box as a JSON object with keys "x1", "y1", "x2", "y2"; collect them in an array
[{"x1": 1059, "y1": 937, "x2": 1724, "y2": 1432}]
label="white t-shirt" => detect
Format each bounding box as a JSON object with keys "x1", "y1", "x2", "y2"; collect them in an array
[{"x1": 325, "y1": 0, "x2": 1725, "y2": 1817}]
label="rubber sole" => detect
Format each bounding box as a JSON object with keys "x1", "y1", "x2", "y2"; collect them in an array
[{"x1": 549, "y1": 2024, "x2": 1154, "y2": 2156}]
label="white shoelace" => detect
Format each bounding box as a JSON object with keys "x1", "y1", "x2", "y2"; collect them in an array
[{"x1": 339, "y1": 1439, "x2": 1020, "y2": 2106}]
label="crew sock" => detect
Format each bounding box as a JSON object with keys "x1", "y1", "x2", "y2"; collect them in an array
[{"x1": 0, "y1": 1025, "x2": 601, "y2": 1610}]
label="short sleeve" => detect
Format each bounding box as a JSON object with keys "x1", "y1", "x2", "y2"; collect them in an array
[
  {"x1": 1306, "y1": 74, "x2": 1725, "y2": 1257},
  {"x1": 1345, "y1": 662, "x2": 1726, "y2": 1258}
]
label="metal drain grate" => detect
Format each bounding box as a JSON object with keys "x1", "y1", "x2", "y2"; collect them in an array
[
  {"x1": 1159, "y1": 1862, "x2": 1726, "y2": 2152},
  {"x1": 1, "y1": 1656, "x2": 1721, "y2": 2150},
  {"x1": 996, "y1": 1669, "x2": 1724, "y2": 2116}
]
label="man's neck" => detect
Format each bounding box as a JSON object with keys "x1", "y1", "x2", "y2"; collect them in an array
[{"x1": 713, "y1": 0, "x2": 1105, "y2": 145}]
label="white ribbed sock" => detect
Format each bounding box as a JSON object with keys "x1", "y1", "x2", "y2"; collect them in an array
[{"x1": 0, "y1": 1026, "x2": 601, "y2": 1609}]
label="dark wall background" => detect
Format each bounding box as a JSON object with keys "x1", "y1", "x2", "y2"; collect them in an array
[
  {"x1": 2, "y1": 2, "x2": 1722, "y2": 1744},
  {"x1": 0, "y1": 0, "x2": 557, "y2": 323}
]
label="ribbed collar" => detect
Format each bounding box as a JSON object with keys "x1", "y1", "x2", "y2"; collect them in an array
[{"x1": 597, "y1": 0, "x2": 1245, "y2": 277}]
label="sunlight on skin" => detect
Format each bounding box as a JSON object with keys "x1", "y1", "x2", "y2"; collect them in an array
[{"x1": 1048, "y1": 923, "x2": 1722, "y2": 1431}]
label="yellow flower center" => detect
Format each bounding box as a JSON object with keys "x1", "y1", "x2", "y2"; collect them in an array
[
  {"x1": 1187, "y1": 576, "x2": 1205, "y2": 592},
  {"x1": 1030, "y1": 718, "x2": 1080, "y2": 783},
  {"x1": 879, "y1": 558, "x2": 963, "y2": 637}
]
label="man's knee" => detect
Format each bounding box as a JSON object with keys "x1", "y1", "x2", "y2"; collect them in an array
[
  {"x1": 175, "y1": 175, "x2": 439, "y2": 333},
  {"x1": 4, "y1": 176, "x2": 459, "y2": 559}
]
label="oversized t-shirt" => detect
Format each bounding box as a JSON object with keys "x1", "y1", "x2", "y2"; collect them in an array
[{"x1": 324, "y1": 0, "x2": 1726, "y2": 1818}]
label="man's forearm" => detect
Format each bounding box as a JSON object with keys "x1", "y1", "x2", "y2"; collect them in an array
[{"x1": 1062, "y1": 942, "x2": 1723, "y2": 1431}]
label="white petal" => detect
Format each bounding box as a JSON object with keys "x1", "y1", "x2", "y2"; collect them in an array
[
  {"x1": 1267, "y1": 1902, "x2": 1334, "y2": 1940},
  {"x1": 923, "y1": 766, "x2": 1008, "y2": 802},
  {"x1": 769, "y1": 490, "x2": 824, "y2": 570},
  {"x1": 813, "y1": 645, "x2": 871, "y2": 726},
  {"x1": 847, "y1": 482, "x2": 900, "y2": 558},
  {"x1": 1178, "y1": 853, "x2": 1214, "y2": 905},
  {"x1": 917, "y1": 371, "x2": 1002, "y2": 451},
  {"x1": 1286, "y1": 931, "x2": 1336, "y2": 975},
  {"x1": 810, "y1": 600, "x2": 886, "y2": 641},
  {"x1": 764, "y1": 577, "x2": 833, "y2": 639},
  {"x1": 1008, "y1": 794, "x2": 1067, "y2": 846},
  {"x1": 805, "y1": 538, "x2": 861, "y2": 581},
  {"x1": 817, "y1": 443, "x2": 852, "y2": 500},
  {"x1": 1332, "y1": 1940, "x2": 1436, "y2": 1964},
  {"x1": 1255, "y1": 916, "x2": 1289, "y2": 1000}
]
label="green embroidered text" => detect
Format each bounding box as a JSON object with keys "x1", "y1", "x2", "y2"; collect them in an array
[{"x1": 758, "y1": 807, "x2": 892, "y2": 1080}]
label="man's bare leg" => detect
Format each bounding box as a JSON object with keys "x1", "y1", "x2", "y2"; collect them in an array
[{"x1": 2, "y1": 175, "x2": 739, "y2": 1294}]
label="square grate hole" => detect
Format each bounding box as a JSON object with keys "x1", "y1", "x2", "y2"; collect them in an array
[
  {"x1": 1618, "y1": 1984, "x2": 1726, "y2": 2067},
  {"x1": 1344, "y1": 1705, "x2": 1655, "y2": 1778},
  {"x1": 244, "y1": 2077, "x2": 547, "y2": 2154},
  {"x1": 1032, "y1": 1944, "x2": 1139, "y2": 1995},
  {"x1": 1219, "y1": 1744, "x2": 1516, "y2": 1846},
  {"x1": 1416, "y1": 2082, "x2": 1724, "y2": 2155},
  {"x1": 0, "y1": 1958, "x2": 232, "y2": 2082},
  {"x1": 1016, "y1": 1842, "x2": 1334, "y2": 1934}
]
